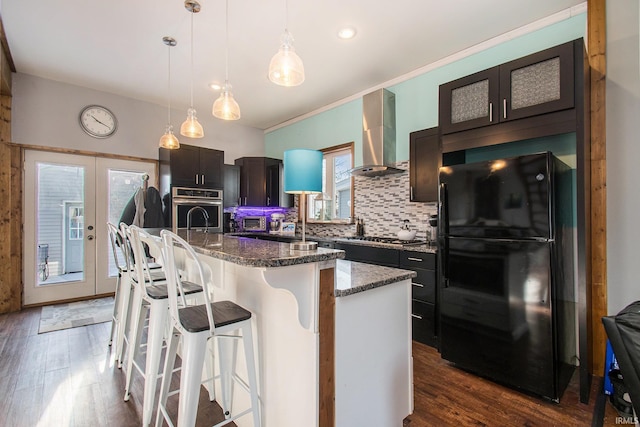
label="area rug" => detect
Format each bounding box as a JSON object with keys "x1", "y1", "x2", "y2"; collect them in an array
[{"x1": 38, "y1": 297, "x2": 114, "y2": 334}]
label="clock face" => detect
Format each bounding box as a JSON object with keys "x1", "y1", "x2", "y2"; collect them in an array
[{"x1": 79, "y1": 105, "x2": 117, "y2": 138}]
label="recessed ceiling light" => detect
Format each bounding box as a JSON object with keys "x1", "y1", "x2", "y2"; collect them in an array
[
  {"x1": 209, "y1": 82, "x2": 221, "y2": 91},
  {"x1": 337, "y1": 26, "x2": 357, "y2": 40}
]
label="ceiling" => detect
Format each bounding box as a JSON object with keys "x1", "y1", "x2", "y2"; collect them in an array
[{"x1": 1, "y1": 0, "x2": 585, "y2": 130}]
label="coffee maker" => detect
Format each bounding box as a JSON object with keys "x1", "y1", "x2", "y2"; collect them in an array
[{"x1": 223, "y1": 212, "x2": 238, "y2": 233}]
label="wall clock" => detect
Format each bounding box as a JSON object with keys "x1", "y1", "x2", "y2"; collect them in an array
[{"x1": 79, "y1": 105, "x2": 118, "y2": 138}]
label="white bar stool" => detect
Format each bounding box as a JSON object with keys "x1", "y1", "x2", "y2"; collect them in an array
[
  {"x1": 107, "y1": 222, "x2": 129, "y2": 362},
  {"x1": 156, "y1": 229, "x2": 261, "y2": 427},
  {"x1": 124, "y1": 225, "x2": 203, "y2": 427}
]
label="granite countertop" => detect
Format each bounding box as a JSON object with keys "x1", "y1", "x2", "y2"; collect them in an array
[
  {"x1": 335, "y1": 260, "x2": 416, "y2": 298},
  {"x1": 176, "y1": 230, "x2": 345, "y2": 268},
  {"x1": 230, "y1": 232, "x2": 437, "y2": 253}
]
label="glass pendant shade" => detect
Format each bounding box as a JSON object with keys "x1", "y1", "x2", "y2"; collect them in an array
[
  {"x1": 180, "y1": 107, "x2": 204, "y2": 138},
  {"x1": 159, "y1": 124, "x2": 180, "y2": 149},
  {"x1": 269, "y1": 30, "x2": 305, "y2": 87},
  {"x1": 212, "y1": 83, "x2": 241, "y2": 120}
]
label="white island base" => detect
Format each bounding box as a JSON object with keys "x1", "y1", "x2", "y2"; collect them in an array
[{"x1": 195, "y1": 254, "x2": 412, "y2": 427}]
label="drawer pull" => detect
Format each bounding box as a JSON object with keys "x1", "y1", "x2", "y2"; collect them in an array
[
  {"x1": 407, "y1": 257, "x2": 423, "y2": 262},
  {"x1": 412, "y1": 282, "x2": 424, "y2": 288},
  {"x1": 411, "y1": 314, "x2": 423, "y2": 320}
]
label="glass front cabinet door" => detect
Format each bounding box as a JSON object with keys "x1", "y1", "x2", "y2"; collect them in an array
[{"x1": 439, "y1": 41, "x2": 575, "y2": 135}]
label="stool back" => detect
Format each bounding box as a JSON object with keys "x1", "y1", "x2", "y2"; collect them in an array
[
  {"x1": 107, "y1": 222, "x2": 127, "y2": 273},
  {"x1": 161, "y1": 229, "x2": 216, "y2": 336},
  {"x1": 128, "y1": 225, "x2": 165, "y2": 299}
]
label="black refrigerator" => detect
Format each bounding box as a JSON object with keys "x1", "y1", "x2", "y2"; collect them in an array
[{"x1": 437, "y1": 152, "x2": 576, "y2": 402}]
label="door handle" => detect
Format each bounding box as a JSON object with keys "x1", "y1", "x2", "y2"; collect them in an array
[{"x1": 87, "y1": 235, "x2": 94, "y2": 241}]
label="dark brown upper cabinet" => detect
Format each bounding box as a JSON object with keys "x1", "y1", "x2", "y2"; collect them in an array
[
  {"x1": 439, "y1": 41, "x2": 574, "y2": 135},
  {"x1": 234, "y1": 157, "x2": 293, "y2": 208},
  {"x1": 160, "y1": 144, "x2": 224, "y2": 189},
  {"x1": 409, "y1": 127, "x2": 440, "y2": 203}
]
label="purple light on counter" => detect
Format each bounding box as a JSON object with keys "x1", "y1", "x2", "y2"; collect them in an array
[{"x1": 232, "y1": 206, "x2": 290, "y2": 216}]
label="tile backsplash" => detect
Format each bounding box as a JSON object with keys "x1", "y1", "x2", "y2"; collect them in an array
[{"x1": 303, "y1": 161, "x2": 437, "y2": 239}]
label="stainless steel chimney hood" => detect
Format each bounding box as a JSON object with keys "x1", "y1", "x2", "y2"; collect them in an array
[{"x1": 350, "y1": 88, "x2": 404, "y2": 177}]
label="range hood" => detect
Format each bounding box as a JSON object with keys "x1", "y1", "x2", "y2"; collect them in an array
[{"x1": 350, "y1": 88, "x2": 404, "y2": 177}]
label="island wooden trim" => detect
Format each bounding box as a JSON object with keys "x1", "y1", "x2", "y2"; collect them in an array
[{"x1": 318, "y1": 267, "x2": 335, "y2": 427}]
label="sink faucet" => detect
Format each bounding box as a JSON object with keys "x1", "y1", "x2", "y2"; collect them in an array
[{"x1": 186, "y1": 206, "x2": 209, "y2": 233}]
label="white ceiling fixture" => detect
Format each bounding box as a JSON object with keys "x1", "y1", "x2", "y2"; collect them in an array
[
  {"x1": 159, "y1": 36, "x2": 180, "y2": 150},
  {"x1": 337, "y1": 26, "x2": 357, "y2": 40},
  {"x1": 268, "y1": 0, "x2": 305, "y2": 87},
  {"x1": 180, "y1": 0, "x2": 204, "y2": 138}
]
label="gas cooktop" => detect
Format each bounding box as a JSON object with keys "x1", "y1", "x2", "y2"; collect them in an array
[{"x1": 343, "y1": 236, "x2": 427, "y2": 246}]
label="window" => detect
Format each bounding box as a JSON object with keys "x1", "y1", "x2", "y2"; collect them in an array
[{"x1": 305, "y1": 143, "x2": 353, "y2": 223}]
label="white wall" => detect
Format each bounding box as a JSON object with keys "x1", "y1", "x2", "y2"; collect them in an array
[
  {"x1": 11, "y1": 73, "x2": 264, "y2": 162},
  {"x1": 606, "y1": 0, "x2": 640, "y2": 313}
]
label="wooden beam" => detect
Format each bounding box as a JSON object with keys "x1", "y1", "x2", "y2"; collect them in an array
[
  {"x1": 319, "y1": 267, "x2": 335, "y2": 427},
  {"x1": 588, "y1": 0, "x2": 607, "y2": 377}
]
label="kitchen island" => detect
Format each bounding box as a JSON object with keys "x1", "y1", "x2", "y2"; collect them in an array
[{"x1": 175, "y1": 231, "x2": 415, "y2": 427}]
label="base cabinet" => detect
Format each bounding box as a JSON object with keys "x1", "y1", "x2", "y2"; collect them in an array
[{"x1": 400, "y1": 251, "x2": 438, "y2": 348}]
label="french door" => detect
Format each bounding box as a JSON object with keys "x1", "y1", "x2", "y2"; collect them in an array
[{"x1": 23, "y1": 150, "x2": 156, "y2": 305}]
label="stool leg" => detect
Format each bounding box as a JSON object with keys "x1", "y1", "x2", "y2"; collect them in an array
[
  {"x1": 204, "y1": 339, "x2": 216, "y2": 402},
  {"x1": 217, "y1": 334, "x2": 239, "y2": 419},
  {"x1": 124, "y1": 286, "x2": 146, "y2": 401},
  {"x1": 178, "y1": 333, "x2": 208, "y2": 427},
  {"x1": 108, "y1": 273, "x2": 121, "y2": 347},
  {"x1": 142, "y1": 299, "x2": 168, "y2": 427},
  {"x1": 116, "y1": 272, "x2": 133, "y2": 368},
  {"x1": 156, "y1": 328, "x2": 180, "y2": 427},
  {"x1": 242, "y1": 323, "x2": 261, "y2": 427}
]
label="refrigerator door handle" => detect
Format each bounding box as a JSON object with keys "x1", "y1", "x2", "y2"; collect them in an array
[{"x1": 438, "y1": 182, "x2": 449, "y2": 287}]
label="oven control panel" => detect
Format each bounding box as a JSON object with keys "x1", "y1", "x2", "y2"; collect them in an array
[{"x1": 173, "y1": 187, "x2": 222, "y2": 200}]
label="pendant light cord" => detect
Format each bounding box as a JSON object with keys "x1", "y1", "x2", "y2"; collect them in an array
[
  {"x1": 189, "y1": 10, "x2": 194, "y2": 107},
  {"x1": 167, "y1": 43, "x2": 172, "y2": 124},
  {"x1": 224, "y1": 0, "x2": 229, "y2": 83}
]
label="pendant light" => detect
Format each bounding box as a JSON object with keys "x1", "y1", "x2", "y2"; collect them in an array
[
  {"x1": 268, "y1": 0, "x2": 305, "y2": 87},
  {"x1": 159, "y1": 36, "x2": 180, "y2": 149},
  {"x1": 212, "y1": 0, "x2": 241, "y2": 120},
  {"x1": 180, "y1": 0, "x2": 204, "y2": 138}
]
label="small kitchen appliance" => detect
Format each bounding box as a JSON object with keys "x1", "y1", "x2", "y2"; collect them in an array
[
  {"x1": 269, "y1": 213, "x2": 285, "y2": 233},
  {"x1": 242, "y1": 216, "x2": 267, "y2": 232}
]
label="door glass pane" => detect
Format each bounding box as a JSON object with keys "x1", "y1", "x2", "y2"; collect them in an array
[
  {"x1": 107, "y1": 170, "x2": 146, "y2": 277},
  {"x1": 37, "y1": 163, "x2": 85, "y2": 285}
]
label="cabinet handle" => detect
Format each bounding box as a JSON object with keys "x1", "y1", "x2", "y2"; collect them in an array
[
  {"x1": 503, "y1": 98, "x2": 507, "y2": 119},
  {"x1": 411, "y1": 314, "x2": 423, "y2": 320},
  {"x1": 267, "y1": 197, "x2": 270, "y2": 206},
  {"x1": 407, "y1": 257, "x2": 423, "y2": 262},
  {"x1": 410, "y1": 186, "x2": 414, "y2": 201},
  {"x1": 412, "y1": 282, "x2": 424, "y2": 288},
  {"x1": 244, "y1": 197, "x2": 247, "y2": 205},
  {"x1": 489, "y1": 102, "x2": 493, "y2": 122},
  {"x1": 195, "y1": 174, "x2": 199, "y2": 185},
  {"x1": 202, "y1": 174, "x2": 205, "y2": 185}
]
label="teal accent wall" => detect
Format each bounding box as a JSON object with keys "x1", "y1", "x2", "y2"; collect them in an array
[{"x1": 265, "y1": 13, "x2": 586, "y2": 164}]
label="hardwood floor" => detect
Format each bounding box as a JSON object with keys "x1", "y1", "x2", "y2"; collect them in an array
[{"x1": 0, "y1": 304, "x2": 621, "y2": 426}]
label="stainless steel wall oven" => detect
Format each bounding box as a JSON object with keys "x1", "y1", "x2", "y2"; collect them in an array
[{"x1": 171, "y1": 187, "x2": 222, "y2": 233}]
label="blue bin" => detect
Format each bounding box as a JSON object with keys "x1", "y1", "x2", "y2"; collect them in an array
[{"x1": 604, "y1": 339, "x2": 619, "y2": 395}]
